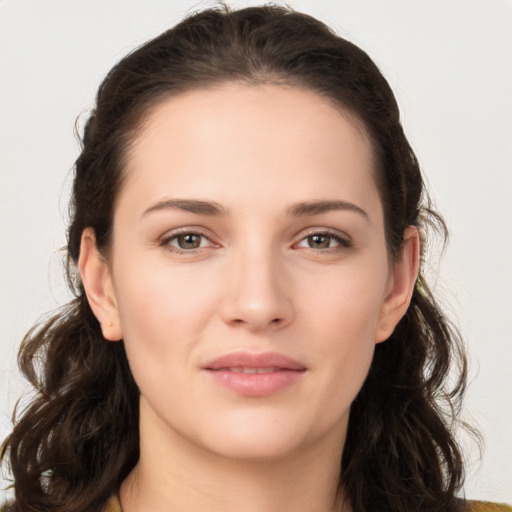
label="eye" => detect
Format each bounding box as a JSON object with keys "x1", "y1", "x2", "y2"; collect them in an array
[
  {"x1": 161, "y1": 231, "x2": 216, "y2": 252},
  {"x1": 295, "y1": 231, "x2": 351, "y2": 251}
]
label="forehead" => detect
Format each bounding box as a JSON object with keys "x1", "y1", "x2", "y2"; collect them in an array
[{"x1": 121, "y1": 83, "x2": 380, "y2": 217}]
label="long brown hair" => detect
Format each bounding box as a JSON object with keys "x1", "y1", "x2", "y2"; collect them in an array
[{"x1": 2, "y1": 5, "x2": 471, "y2": 512}]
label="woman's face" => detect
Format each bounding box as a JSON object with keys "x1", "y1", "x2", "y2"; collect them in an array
[{"x1": 82, "y1": 83, "x2": 417, "y2": 461}]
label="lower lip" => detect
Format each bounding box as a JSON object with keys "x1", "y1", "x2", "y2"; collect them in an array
[{"x1": 205, "y1": 369, "x2": 305, "y2": 397}]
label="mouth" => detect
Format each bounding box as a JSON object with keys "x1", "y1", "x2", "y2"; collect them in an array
[
  {"x1": 213, "y1": 367, "x2": 283, "y2": 374},
  {"x1": 203, "y1": 352, "x2": 306, "y2": 397}
]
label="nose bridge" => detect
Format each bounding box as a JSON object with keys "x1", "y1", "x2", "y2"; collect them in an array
[{"x1": 221, "y1": 236, "x2": 292, "y2": 329}]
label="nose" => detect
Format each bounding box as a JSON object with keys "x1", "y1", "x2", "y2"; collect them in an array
[{"x1": 219, "y1": 245, "x2": 294, "y2": 331}]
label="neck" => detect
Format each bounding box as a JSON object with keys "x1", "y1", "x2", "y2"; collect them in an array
[{"x1": 119, "y1": 401, "x2": 350, "y2": 512}]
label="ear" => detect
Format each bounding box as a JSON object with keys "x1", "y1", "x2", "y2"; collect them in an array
[
  {"x1": 376, "y1": 226, "x2": 420, "y2": 343},
  {"x1": 78, "y1": 228, "x2": 123, "y2": 341}
]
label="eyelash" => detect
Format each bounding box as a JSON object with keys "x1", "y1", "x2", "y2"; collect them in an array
[{"x1": 159, "y1": 228, "x2": 352, "y2": 254}]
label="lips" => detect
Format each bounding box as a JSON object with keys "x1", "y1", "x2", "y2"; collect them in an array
[{"x1": 203, "y1": 352, "x2": 306, "y2": 397}]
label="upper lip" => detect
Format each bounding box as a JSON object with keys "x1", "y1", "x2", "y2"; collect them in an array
[{"x1": 204, "y1": 351, "x2": 306, "y2": 371}]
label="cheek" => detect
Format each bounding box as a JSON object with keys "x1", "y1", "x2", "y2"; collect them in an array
[
  {"x1": 300, "y1": 261, "x2": 388, "y2": 397},
  {"x1": 303, "y1": 260, "x2": 388, "y2": 341},
  {"x1": 116, "y1": 254, "x2": 219, "y2": 317},
  {"x1": 312, "y1": 294, "x2": 379, "y2": 386},
  {"x1": 113, "y1": 266, "x2": 217, "y2": 419},
  {"x1": 112, "y1": 260, "x2": 221, "y2": 367}
]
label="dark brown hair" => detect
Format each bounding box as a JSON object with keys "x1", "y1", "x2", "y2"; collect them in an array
[{"x1": 2, "y1": 5, "x2": 471, "y2": 512}]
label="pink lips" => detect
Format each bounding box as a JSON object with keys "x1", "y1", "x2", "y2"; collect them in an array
[{"x1": 203, "y1": 351, "x2": 306, "y2": 397}]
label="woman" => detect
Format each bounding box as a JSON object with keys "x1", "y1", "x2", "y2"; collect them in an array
[{"x1": 1, "y1": 5, "x2": 510, "y2": 512}]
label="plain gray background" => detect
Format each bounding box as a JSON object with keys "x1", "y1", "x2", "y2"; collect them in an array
[{"x1": 1, "y1": 0, "x2": 511, "y2": 502}]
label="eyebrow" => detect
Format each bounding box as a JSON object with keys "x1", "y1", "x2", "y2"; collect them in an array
[
  {"x1": 287, "y1": 200, "x2": 370, "y2": 221},
  {"x1": 141, "y1": 198, "x2": 369, "y2": 221},
  {"x1": 141, "y1": 199, "x2": 226, "y2": 217}
]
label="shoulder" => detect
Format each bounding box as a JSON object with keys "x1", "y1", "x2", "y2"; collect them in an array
[{"x1": 466, "y1": 501, "x2": 512, "y2": 512}]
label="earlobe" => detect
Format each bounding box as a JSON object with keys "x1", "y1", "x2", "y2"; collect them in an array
[
  {"x1": 376, "y1": 226, "x2": 420, "y2": 343},
  {"x1": 78, "y1": 228, "x2": 123, "y2": 341}
]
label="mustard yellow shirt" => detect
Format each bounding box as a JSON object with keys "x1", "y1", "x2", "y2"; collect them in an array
[{"x1": 467, "y1": 503, "x2": 512, "y2": 512}]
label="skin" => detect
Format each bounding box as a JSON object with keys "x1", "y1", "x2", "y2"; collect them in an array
[{"x1": 79, "y1": 83, "x2": 419, "y2": 512}]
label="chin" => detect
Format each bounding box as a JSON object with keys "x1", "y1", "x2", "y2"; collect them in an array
[
  {"x1": 204, "y1": 433, "x2": 305, "y2": 463},
  {"x1": 193, "y1": 412, "x2": 323, "y2": 463}
]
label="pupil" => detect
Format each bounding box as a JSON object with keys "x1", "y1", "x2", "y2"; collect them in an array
[
  {"x1": 178, "y1": 234, "x2": 200, "y2": 249},
  {"x1": 309, "y1": 235, "x2": 329, "y2": 249}
]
